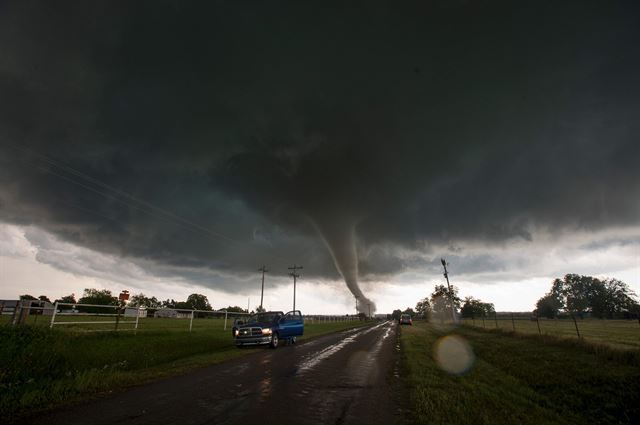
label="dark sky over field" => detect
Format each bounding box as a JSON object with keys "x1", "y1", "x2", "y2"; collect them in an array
[{"x1": 1, "y1": 1, "x2": 639, "y2": 310}]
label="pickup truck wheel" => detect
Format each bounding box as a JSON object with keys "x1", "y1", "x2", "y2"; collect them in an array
[
  {"x1": 270, "y1": 333, "x2": 279, "y2": 349},
  {"x1": 291, "y1": 336, "x2": 296, "y2": 344}
]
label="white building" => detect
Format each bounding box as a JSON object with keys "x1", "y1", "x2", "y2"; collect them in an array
[
  {"x1": 124, "y1": 307, "x2": 147, "y2": 318},
  {"x1": 154, "y1": 308, "x2": 191, "y2": 319}
]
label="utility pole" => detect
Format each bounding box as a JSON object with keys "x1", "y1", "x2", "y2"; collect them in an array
[
  {"x1": 355, "y1": 296, "x2": 358, "y2": 315},
  {"x1": 441, "y1": 258, "x2": 456, "y2": 323},
  {"x1": 288, "y1": 264, "x2": 303, "y2": 311},
  {"x1": 368, "y1": 303, "x2": 371, "y2": 319},
  {"x1": 258, "y1": 265, "x2": 268, "y2": 310},
  {"x1": 247, "y1": 297, "x2": 250, "y2": 313}
]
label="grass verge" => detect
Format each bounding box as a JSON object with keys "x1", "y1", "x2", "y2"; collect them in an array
[
  {"x1": 1, "y1": 320, "x2": 369, "y2": 421},
  {"x1": 400, "y1": 321, "x2": 640, "y2": 425}
]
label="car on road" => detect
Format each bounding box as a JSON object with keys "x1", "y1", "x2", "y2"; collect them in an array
[
  {"x1": 234, "y1": 310, "x2": 304, "y2": 348},
  {"x1": 399, "y1": 314, "x2": 412, "y2": 325}
]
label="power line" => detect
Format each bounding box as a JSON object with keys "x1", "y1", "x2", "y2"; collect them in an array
[
  {"x1": 288, "y1": 264, "x2": 303, "y2": 311},
  {"x1": 22, "y1": 146, "x2": 237, "y2": 243},
  {"x1": 6, "y1": 143, "x2": 291, "y2": 264}
]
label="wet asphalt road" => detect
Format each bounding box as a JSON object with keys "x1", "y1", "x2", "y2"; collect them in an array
[{"x1": 35, "y1": 320, "x2": 404, "y2": 425}]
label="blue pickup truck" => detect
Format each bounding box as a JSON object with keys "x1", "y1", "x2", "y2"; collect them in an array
[{"x1": 234, "y1": 310, "x2": 304, "y2": 348}]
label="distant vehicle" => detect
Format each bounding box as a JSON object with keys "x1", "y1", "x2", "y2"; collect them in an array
[
  {"x1": 399, "y1": 314, "x2": 412, "y2": 325},
  {"x1": 234, "y1": 310, "x2": 304, "y2": 348}
]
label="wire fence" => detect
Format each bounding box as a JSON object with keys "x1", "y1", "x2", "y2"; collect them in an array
[
  {"x1": 0, "y1": 301, "x2": 251, "y2": 333},
  {"x1": 1, "y1": 300, "x2": 362, "y2": 333},
  {"x1": 461, "y1": 312, "x2": 640, "y2": 349}
]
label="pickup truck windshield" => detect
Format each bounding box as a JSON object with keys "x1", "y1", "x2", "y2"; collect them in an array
[{"x1": 247, "y1": 313, "x2": 280, "y2": 324}]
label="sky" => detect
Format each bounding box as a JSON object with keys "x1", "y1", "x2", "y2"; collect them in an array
[{"x1": 1, "y1": 1, "x2": 639, "y2": 313}]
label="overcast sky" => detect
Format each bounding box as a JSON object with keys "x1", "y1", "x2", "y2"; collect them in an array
[{"x1": 1, "y1": 1, "x2": 639, "y2": 313}]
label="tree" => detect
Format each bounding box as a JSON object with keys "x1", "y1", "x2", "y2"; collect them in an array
[
  {"x1": 77, "y1": 289, "x2": 118, "y2": 313},
  {"x1": 589, "y1": 278, "x2": 638, "y2": 319},
  {"x1": 460, "y1": 297, "x2": 495, "y2": 318},
  {"x1": 535, "y1": 293, "x2": 562, "y2": 318},
  {"x1": 223, "y1": 306, "x2": 248, "y2": 313},
  {"x1": 545, "y1": 274, "x2": 639, "y2": 318},
  {"x1": 403, "y1": 307, "x2": 416, "y2": 317},
  {"x1": 162, "y1": 299, "x2": 177, "y2": 308},
  {"x1": 128, "y1": 293, "x2": 161, "y2": 308},
  {"x1": 255, "y1": 305, "x2": 266, "y2": 313},
  {"x1": 78, "y1": 288, "x2": 118, "y2": 305},
  {"x1": 19, "y1": 294, "x2": 37, "y2": 300},
  {"x1": 391, "y1": 309, "x2": 402, "y2": 321},
  {"x1": 54, "y1": 294, "x2": 76, "y2": 311},
  {"x1": 38, "y1": 295, "x2": 51, "y2": 303},
  {"x1": 430, "y1": 284, "x2": 461, "y2": 322},
  {"x1": 415, "y1": 298, "x2": 431, "y2": 320},
  {"x1": 185, "y1": 293, "x2": 212, "y2": 311}
]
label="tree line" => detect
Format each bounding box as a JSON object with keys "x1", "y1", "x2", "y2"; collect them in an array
[
  {"x1": 392, "y1": 284, "x2": 495, "y2": 322},
  {"x1": 19, "y1": 289, "x2": 248, "y2": 314},
  {"x1": 394, "y1": 273, "x2": 638, "y2": 322}
]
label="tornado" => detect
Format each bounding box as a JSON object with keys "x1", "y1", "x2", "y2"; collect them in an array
[{"x1": 310, "y1": 215, "x2": 376, "y2": 315}]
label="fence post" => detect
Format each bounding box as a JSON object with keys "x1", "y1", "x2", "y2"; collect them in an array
[
  {"x1": 571, "y1": 313, "x2": 580, "y2": 338},
  {"x1": 511, "y1": 313, "x2": 515, "y2": 331},
  {"x1": 11, "y1": 301, "x2": 23, "y2": 326},
  {"x1": 224, "y1": 310, "x2": 228, "y2": 331},
  {"x1": 115, "y1": 306, "x2": 121, "y2": 331},
  {"x1": 536, "y1": 316, "x2": 541, "y2": 335},
  {"x1": 189, "y1": 310, "x2": 194, "y2": 333},
  {"x1": 134, "y1": 307, "x2": 140, "y2": 333},
  {"x1": 50, "y1": 302, "x2": 58, "y2": 329}
]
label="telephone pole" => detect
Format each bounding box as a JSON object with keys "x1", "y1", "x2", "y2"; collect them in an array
[
  {"x1": 258, "y1": 265, "x2": 268, "y2": 310},
  {"x1": 355, "y1": 296, "x2": 358, "y2": 314},
  {"x1": 441, "y1": 258, "x2": 456, "y2": 322},
  {"x1": 288, "y1": 264, "x2": 303, "y2": 311}
]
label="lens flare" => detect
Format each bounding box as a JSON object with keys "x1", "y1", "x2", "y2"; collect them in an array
[{"x1": 433, "y1": 334, "x2": 475, "y2": 375}]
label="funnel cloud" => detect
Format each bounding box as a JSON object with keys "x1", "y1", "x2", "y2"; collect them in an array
[{"x1": 311, "y1": 215, "x2": 376, "y2": 314}]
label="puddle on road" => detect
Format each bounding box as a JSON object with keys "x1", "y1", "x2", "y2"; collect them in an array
[
  {"x1": 258, "y1": 376, "x2": 272, "y2": 402},
  {"x1": 296, "y1": 322, "x2": 389, "y2": 375}
]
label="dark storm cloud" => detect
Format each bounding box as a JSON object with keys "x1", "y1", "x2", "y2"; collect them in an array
[{"x1": 1, "y1": 1, "x2": 639, "y2": 292}]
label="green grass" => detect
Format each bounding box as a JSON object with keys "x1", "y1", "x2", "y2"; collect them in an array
[
  {"x1": 0, "y1": 319, "x2": 369, "y2": 421},
  {"x1": 400, "y1": 321, "x2": 640, "y2": 425},
  {"x1": 461, "y1": 317, "x2": 640, "y2": 350}
]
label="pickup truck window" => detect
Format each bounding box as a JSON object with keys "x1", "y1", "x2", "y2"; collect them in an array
[
  {"x1": 283, "y1": 311, "x2": 302, "y2": 322},
  {"x1": 247, "y1": 313, "x2": 280, "y2": 324}
]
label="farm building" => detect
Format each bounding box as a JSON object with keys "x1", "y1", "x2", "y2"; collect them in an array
[{"x1": 124, "y1": 307, "x2": 147, "y2": 318}]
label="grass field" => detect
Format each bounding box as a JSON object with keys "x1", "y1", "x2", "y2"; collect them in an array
[
  {"x1": 400, "y1": 321, "x2": 640, "y2": 425},
  {"x1": 0, "y1": 319, "x2": 369, "y2": 421},
  {"x1": 461, "y1": 317, "x2": 640, "y2": 350}
]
